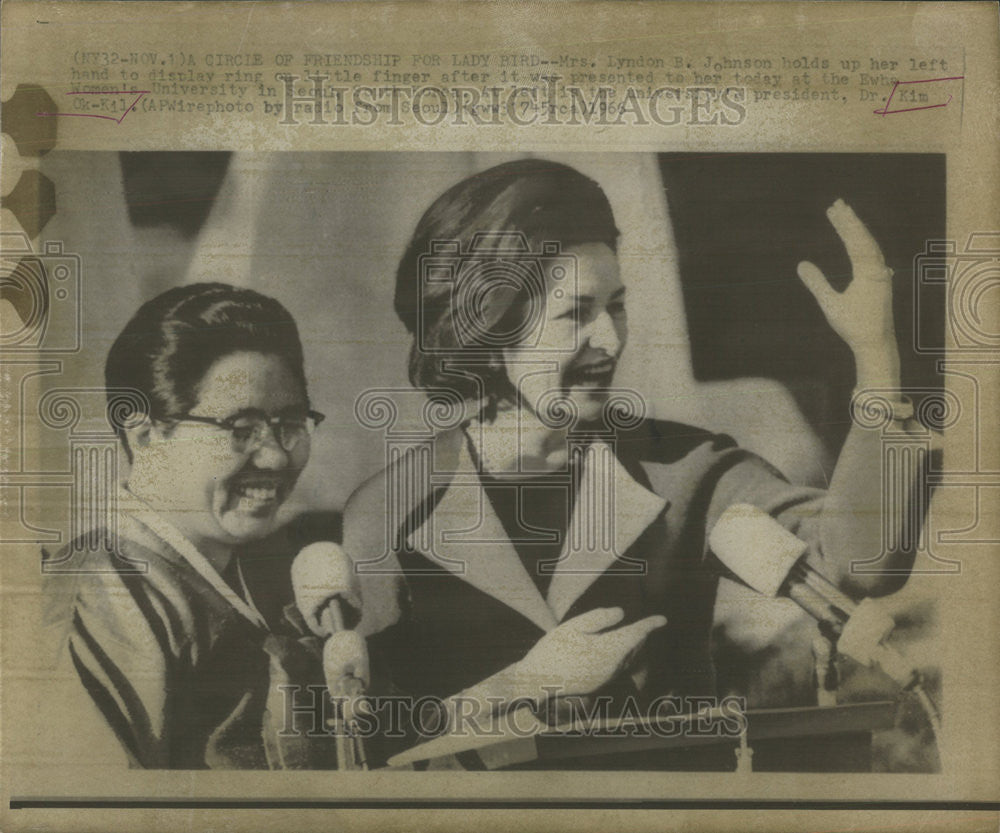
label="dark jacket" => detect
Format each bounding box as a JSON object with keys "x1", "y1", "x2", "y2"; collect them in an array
[{"x1": 343, "y1": 419, "x2": 832, "y2": 709}]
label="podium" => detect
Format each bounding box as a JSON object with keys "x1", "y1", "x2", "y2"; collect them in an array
[{"x1": 387, "y1": 701, "x2": 897, "y2": 772}]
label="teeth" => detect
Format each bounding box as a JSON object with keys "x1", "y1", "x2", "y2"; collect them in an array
[
  {"x1": 246, "y1": 486, "x2": 276, "y2": 499},
  {"x1": 234, "y1": 484, "x2": 279, "y2": 501}
]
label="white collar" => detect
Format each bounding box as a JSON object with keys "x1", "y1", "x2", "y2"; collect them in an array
[{"x1": 118, "y1": 486, "x2": 269, "y2": 630}]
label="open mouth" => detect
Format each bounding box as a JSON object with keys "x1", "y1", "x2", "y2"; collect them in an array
[
  {"x1": 563, "y1": 358, "x2": 616, "y2": 388},
  {"x1": 228, "y1": 476, "x2": 287, "y2": 515}
]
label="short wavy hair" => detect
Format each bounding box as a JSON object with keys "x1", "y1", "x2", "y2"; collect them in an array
[
  {"x1": 394, "y1": 158, "x2": 620, "y2": 403},
  {"x1": 105, "y1": 282, "x2": 307, "y2": 460}
]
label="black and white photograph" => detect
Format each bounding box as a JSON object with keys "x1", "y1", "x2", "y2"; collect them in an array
[
  {"x1": 1, "y1": 3, "x2": 997, "y2": 832},
  {"x1": 22, "y1": 149, "x2": 945, "y2": 773}
]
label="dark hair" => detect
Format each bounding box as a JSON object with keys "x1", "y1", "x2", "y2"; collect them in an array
[
  {"x1": 105, "y1": 282, "x2": 307, "y2": 460},
  {"x1": 394, "y1": 158, "x2": 620, "y2": 402}
]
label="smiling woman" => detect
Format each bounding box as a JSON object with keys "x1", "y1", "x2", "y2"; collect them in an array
[
  {"x1": 344, "y1": 158, "x2": 935, "y2": 768},
  {"x1": 43, "y1": 283, "x2": 335, "y2": 769}
]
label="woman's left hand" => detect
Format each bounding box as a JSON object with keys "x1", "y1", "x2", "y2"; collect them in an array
[{"x1": 796, "y1": 199, "x2": 900, "y2": 386}]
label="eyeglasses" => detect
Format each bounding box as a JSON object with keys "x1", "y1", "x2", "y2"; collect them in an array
[{"x1": 172, "y1": 409, "x2": 326, "y2": 453}]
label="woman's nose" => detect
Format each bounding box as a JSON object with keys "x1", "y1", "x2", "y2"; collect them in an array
[
  {"x1": 250, "y1": 428, "x2": 290, "y2": 468},
  {"x1": 586, "y1": 311, "x2": 623, "y2": 356}
]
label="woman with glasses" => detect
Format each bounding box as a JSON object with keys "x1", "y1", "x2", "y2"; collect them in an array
[{"x1": 45, "y1": 282, "x2": 330, "y2": 769}]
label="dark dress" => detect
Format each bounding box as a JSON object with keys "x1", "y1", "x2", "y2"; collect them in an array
[{"x1": 343, "y1": 418, "x2": 848, "y2": 754}]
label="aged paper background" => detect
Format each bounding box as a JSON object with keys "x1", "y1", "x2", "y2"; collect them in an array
[{"x1": 1, "y1": 2, "x2": 998, "y2": 831}]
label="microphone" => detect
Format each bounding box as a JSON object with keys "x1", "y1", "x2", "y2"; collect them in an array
[
  {"x1": 291, "y1": 541, "x2": 362, "y2": 638},
  {"x1": 291, "y1": 541, "x2": 370, "y2": 769},
  {"x1": 708, "y1": 504, "x2": 918, "y2": 689}
]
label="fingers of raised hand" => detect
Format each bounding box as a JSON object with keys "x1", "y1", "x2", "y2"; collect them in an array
[
  {"x1": 796, "y1": 260, "x2": 838, "y2": 307},
  {"x1": 826, "y1": 199, "x2": 888, "y2": 279}
]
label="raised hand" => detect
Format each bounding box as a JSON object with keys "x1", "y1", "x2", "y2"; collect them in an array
[{"x1": 796, "y1": 199, "x2": 901, "y2": 387}]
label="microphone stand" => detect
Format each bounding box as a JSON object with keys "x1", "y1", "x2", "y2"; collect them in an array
[
  {"x1": 787, "y1": 563, "x2": 943, "y2": 740},
  {"x1": 321, "y1": 604, "x2": 369, "y2": 771}
]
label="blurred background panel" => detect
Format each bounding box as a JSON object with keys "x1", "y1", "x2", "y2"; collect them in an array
[{"x1": 659, "y1": 152, "x2": 946, "y2": 457}]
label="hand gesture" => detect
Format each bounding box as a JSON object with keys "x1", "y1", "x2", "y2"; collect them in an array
[
  {"x1": 797, "y1": 199, "x2": 897, "y2": 357},
  {"x1": 514, "y1": 607, "x2": 667, "y2": 699}
]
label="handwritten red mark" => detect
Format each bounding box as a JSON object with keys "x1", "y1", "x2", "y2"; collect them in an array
[
  {"x1": 874, "y1": 76, "x2": 964, "y2": 115},
  {"x1": 36, "y1": 90, "x2": 149, "y2": 124}
]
